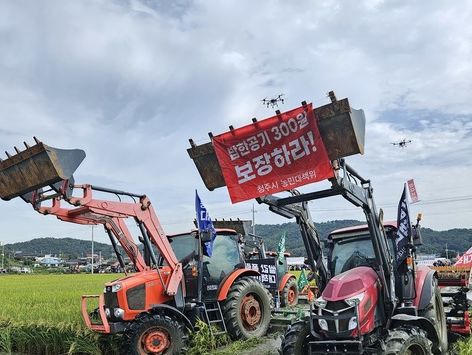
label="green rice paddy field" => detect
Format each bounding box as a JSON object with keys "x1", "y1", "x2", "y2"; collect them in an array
[
  {"x1": 0, "y1": 274, "x2": 122, "y2": 354},
  {"x1": 1, "y1": 273, "x2": 472, "y2": 354}
]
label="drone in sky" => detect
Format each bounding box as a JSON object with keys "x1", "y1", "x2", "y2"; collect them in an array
[
  {"x1": 391, "y1": 138, "x2": 412, "y2": 148},
  {"x1": 261, "y1": 94, "x2": 285, "y2": 108}
]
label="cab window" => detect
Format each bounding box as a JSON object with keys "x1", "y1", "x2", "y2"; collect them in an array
[
  {"x1": 203, "y1": 234, "x2": 242, "y2": 280},
  {"x1": 330, "y1": 235, "x2": 375, "y2": 276}
]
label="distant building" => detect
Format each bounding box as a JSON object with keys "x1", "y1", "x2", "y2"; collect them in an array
[{"x1": 39, "y1": 256, "x2": 64, "y2": 267}]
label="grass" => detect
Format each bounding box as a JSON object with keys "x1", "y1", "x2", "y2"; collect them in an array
[
  {"x1": 0, "y1": 274, "x2": 266, "y2": 355},
  {"x1": 0, "y1": 274, "x2": 122, "y2": 354}
]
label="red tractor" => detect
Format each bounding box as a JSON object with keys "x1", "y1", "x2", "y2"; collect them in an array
[
  {"x1": 0, "y1": 139, "x2": 273, "y2": 354},
  {"x1": 187, "y1": 93, "x2": 453, "y2": 354}
]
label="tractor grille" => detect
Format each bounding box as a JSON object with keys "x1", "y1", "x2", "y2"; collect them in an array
[
  {"x1": 104, "y1": 290, "x2": 119, "y2": 309},
  {"x1": 127, "y1": 284, "x2": 146, "y2": 310},
  {"x1": 321, "y1": 301, "x2": 355, "y2": 334}
]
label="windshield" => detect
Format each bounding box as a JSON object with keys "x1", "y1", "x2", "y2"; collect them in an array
[
  {"x1": 167, "y1": 233, "x2": 242, "y2": 276},
  {"x1": 330, "y1": 234, "x2": 375, "y2": 276},
  {"x1": 168, "y1": 234, "x2": 196, "y2": 261},
  {"x1": 203, "y1": 234, "x2": 242, "y2": 280}
]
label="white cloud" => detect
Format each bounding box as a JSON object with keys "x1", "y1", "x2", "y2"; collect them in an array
[{"x1": 0, "y1": 0, "x2": 471, "y2": 244}]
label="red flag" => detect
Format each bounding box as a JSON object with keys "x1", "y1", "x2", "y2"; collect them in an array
[
  {"x1": 407, "y1": 179, "x2": 419, "y2": 203},
  {"x1": 212, "y1": 104, "x2": 334, "y2": 203},
  {"x1": 455, "y1": 247, "x2": 472, "y2": 267}
]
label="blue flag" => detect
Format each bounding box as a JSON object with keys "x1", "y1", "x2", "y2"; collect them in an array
[
  {"x1": 395, "y1": 184, "x2": 411, "y2": 267},
  {"x1": 195, "y1": 190, "x2": 217, "y2": 257}
]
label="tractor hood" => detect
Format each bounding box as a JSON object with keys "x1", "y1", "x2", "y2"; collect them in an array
[{"x1": 322, "y1": 266, "x2": 378, "y2": 301}]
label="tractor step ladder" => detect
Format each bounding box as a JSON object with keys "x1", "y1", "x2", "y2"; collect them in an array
[{"x1": 202, "y1": 301, "x2": 227, "y2": 336}]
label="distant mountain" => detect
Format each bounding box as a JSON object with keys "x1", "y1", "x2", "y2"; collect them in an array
[
  {"x1": 5, "y1": 221, "x2": 472, "y2": 259},
  {"x1": 5, "y1": 237, "x2": 114, "y2": 259},
  {"x1": 254, "y1": 220, "x2": 364, "y2": 256},
  {"x1": 253, "y1": 221, "x2": 472, "y2": 257}
]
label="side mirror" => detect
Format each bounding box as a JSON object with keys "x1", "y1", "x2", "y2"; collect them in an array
[
  {"x1": 200, "y1": 230, "x2": 213, "y2": 243},
  {"x1": 412, "y1": 226, "x2": 423, "y2": 246}
]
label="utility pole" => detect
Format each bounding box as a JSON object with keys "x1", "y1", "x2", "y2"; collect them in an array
[
  {"x1": 1, "y1": 241, "x2": 4, "y2": 270},
  {"x1": 91, "y1": 225, "x2": 94, "y2": 274},
  {"x1": 446, "y1": 243, "x2": 449, "y2": 260},
  {"x1": 252, "y1": 204, "x2": 256, "y2": 235}
]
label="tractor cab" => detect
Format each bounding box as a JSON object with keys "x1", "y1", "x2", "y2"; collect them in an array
[
  {"x1": 327, "y1": 223, "x2": 397, "y2": 277},
  {"x1": 327, "y1": 222, "x2": 404, "y2": 277},
  {"x1": 167, "y1": 229, "x2": 245, "y2": 300}
]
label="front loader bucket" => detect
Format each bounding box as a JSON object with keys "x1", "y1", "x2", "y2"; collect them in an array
[
  {"x1": 187, "y1": 141, "x2": 226, "y2": 191},
  {"x1": 212, "y1": 219, "x2": 252, "y2": 235},
  {"x1": 0, "y1": 140, "x2": 85, "y2": 201},
  {"x1": 187, "y1": 92, "x2": 366, "y2": 191},
  {"x1": 314, "y1": 96, "x2": 365, "y2": 160}
]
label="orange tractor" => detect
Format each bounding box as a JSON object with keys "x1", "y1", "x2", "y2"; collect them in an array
[
  {"x1": 211, "y1": 219, "x2": 299, "y2": 307},
  {"x1": 0, "y1": 139, "x2": 273, "y2": 354}
]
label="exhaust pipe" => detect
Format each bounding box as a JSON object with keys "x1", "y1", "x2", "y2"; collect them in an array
[{"x1": 0, "y1": 138, "x2": 85, "y2": 201}]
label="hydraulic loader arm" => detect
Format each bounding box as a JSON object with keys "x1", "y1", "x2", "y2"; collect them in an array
[
  {"x1": 0, "y1": 139, "x2": 183, "y2": 296},
  {"x1": 267, "y1": 159, "x2": 396, "y2": 311},
  {"x1": 35, "y1": 184, "x2": 183, "y2": 296},
  {"x1": 257, "y1": 191, "x2": 328, "y2": 291}
]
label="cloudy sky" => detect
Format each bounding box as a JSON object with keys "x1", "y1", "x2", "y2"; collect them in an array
[{"x1": 0, "y1": 0, "x2": 471, "y2": 245}]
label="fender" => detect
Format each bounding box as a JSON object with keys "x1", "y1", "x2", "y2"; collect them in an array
[
  {"x1": 414, "y1": 267, "x2": 436, "y2": 310},
  {"x1": 217, "y1": 269, "x2": 260, "y2": 301},
  {"x1": 391, "y1": 313, "x2": 439, "y2": 345},
  {"x1": 278, "y1": 273, "x2": 296, "y2": 292},
  {"x1": 151, "y1": 304, "x2": 194, "y2": 331}
]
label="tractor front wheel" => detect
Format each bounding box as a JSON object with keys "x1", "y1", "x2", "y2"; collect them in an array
[
  {"x1": 222, "y1": 276, "x2": 272, "y2": 339},
  {"x1": 281, "y1": 277, "x2": 299, "y2": 307},
  {"x1": 281, "y1": 320, "x2": 312, "y2": 355},
  {"x1": 123, "y1": 313, "x2": 188, "y2": 355},
  {"x1": 383, "y1": 326, "x2": 432, "y2": 355}
]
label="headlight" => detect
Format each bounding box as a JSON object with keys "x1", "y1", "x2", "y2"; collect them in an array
[
  {"x1": 348, "y1": 316, "x2": 358, "y2": 330},
  {"x1": 318, "y1": 318, "x2": 328, "y2": 331},
  {"x1": 105, "y1": 308, "x2": 111, "y2": 317},
  {"x1": 113, "y1": 308, "x2": 124, "y2": 319},
  {"x1": 314, "y1": 296, "x2": 327, "y2": 309},
  {"x1": 345, "y1": 291, "x2": 365, "y2": 307},
  {"x1": 111, "y1": 283, "x2": 122, "y2": 293}
]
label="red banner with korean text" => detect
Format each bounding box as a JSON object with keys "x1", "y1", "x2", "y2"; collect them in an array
[
  {"x1": 213, "y1": 104, "x2": 334, "y2": 203},
  {"x1": 407, "y1": 179, "x2": 419, "y2": 203}
]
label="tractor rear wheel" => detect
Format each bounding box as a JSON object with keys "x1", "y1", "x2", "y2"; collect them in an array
[
  {"x1": 384, "y1": 326, "x2": 432, "y2": 355},
  {"x1": 281, "y1": 320, "x2": 312, "y2": 355},
  {"x1": 222, "y1": 276, "x2": 272, "y2": 339},
  {"x1": 419, "y1": 280, "x2": 448, "y2": 354},
  {"x1": 123, "y1": 313, "x2": 188, "y2": 355},
  {"x1": 281, "y1": 277, "x2": 299, "y2": 307}
]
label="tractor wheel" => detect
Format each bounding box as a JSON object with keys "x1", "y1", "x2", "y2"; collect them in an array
[
  {"x1": 281, "y1": 277, "x2": 299, "y2": 307},
  {"x1": 222, "y1": 276, "x2": 272, "y2": 339},
  {"x1": 281, "y1": 320, "x2": 312, "y2": 355},
  {"x1": 419, "y1": 280, "x2": 448, "y2": 355},
  {"x1": 122, "y1": 313, "x2": 188, "y2": 355},
  {"x1": 383, "y1": 326, "x2": 432, "y2": 355}
]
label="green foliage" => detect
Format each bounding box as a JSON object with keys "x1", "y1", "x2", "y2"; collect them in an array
[
  {"x1": 6, "y1": 221, "x2": 472, "y2": 260},
  {"x1": 0, "y1": 274, "x2": 122, "y2": 354},
  {"x1": 455, "y1": 337, "x2": 472, "y2": 355},
  {"x1": 254, "y1": 220, "x2": 364, "y2": 256},
  {"x1": 254, "y1": 221, "x2": 472, "y2": 257},
  {"x1": 4, "y1": 237, "x2": 115, "y2": 259},
  {"x1": 188, "y1": 319, "x2": 230, "y2": 354},
  {"x1": 211, "y1": 336, "x2": 264, "y2": 355}
]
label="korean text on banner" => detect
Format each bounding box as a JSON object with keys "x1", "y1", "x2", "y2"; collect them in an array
[
  {"x1": 407, "y1": 179, "x2": 419, "y2": 203},
  {"x1": 212, "y1": 104, "x2": 334, "y2": 203}
]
